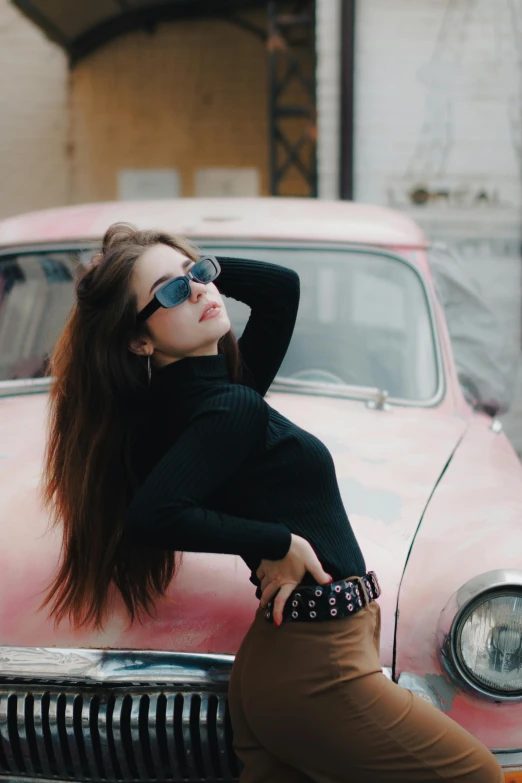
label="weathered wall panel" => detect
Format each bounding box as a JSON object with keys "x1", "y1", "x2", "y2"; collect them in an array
[
  {"x1": 0, "y1": 0, "x2": 68, "y2": 220},
  {"x1": 70, "y1": 14, "x2": 306, "y2": 202},
  {"x1": 316, "y1": 0, "x2": 342, "y2": 199},
  {"x1": 353, "y1": 0, "x2": 522, "y2": 452}
]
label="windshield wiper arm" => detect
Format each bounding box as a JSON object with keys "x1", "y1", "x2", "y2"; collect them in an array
[{"x1": 271, "y1": 376, "x2": 391, "y2": 408}]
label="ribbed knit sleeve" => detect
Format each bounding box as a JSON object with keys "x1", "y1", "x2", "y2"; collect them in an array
[
  {"x1": 216, "y1": 257, "x2": 300, "y2": 396},
  {"x1": 124, "y1": 385, "x2": 292, "y2": 560}
]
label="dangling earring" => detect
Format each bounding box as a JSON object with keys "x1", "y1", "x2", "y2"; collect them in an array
[{"x1": 147, "y1": 354, "x2": 152, "y2": 386}]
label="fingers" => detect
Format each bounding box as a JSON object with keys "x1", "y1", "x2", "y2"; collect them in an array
[
  {"x1": 273, "y1": 582, "x2": 297, "y2": 626},
  {"x1": 260, "y1": 574, "x2": 273, "y2": 595},
  {"x1": 306, "y1": 555, "x2": 333, "y2": 586},
  {"x1": 316, "y1": 570, "x2": 334, "y2": 585},
  {"x1": 259, "y1": 580, "x2": 281, "y2": 609}
]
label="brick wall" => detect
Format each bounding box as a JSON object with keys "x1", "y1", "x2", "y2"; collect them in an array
[{"x1": 0, "y1": 0, "x2": 68, "y2": 220}]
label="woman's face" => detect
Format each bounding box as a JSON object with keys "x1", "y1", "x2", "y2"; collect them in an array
[{"x1": 130, "y1": 243, "x2": 230, "y2": 368}]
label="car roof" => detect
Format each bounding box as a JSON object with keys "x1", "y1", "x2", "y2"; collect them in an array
[{"x1": 0, "y1": 198, "x2": 428, "y2": 250}]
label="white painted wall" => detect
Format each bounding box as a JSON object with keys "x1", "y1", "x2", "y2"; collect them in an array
[
  {"x1": 316, "y1": 0, "x2": 342, "y2": 199},
  {"x1": 0, "y1": 0, "x2": 68, "y2": 219},
  {"x1": 353, "y1": 0, "x2": 522, "y2": 452}
]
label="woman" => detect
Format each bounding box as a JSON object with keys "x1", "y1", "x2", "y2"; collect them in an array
[{"x1": 42, "y1": 223, "x2": 502, "y2": 783}]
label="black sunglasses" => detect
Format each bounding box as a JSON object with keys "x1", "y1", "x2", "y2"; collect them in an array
[{"x1": 136, "y1": 256, "x2": 221, "y2": 323}]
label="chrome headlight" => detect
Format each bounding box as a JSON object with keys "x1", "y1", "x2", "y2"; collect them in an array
[
  {"x1": 457, "y1": 592, "x2": 522, "y2": 695},
  {"x1": 438, "y1": 571, "x2": 522, "y2": 701}
]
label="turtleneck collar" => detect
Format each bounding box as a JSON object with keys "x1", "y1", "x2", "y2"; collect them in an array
[{"x1": 152, "y1": 353, "x2": 230, "y2": 393}]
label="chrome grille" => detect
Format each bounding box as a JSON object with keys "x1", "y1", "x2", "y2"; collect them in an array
[{"x1": 0, "y1": 685, "x2": 239, "y2": 782}]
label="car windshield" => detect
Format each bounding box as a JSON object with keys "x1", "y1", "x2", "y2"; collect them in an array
[
  {"x1": 203, "y1": 245, "x2": 439, "y2": 401},
  {"x1": 0, "y1": 244, "x2": 439, "y2": 402}
]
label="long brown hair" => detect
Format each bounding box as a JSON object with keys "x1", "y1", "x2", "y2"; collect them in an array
[{"x1": 41, "y1": 222, "x2": 240, "y2": 629}]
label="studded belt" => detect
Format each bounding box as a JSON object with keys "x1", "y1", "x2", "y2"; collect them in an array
[{"x1": 264, "y1": 571, "x2": 381, "y2": 623}]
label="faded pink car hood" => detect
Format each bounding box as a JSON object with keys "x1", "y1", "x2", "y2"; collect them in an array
[
  {"x1": 269, "y1": 392, "x2": 467, "y2": 663},
  {"x1": 0, "y1": 391, "x2": 466, "y2": 661}
]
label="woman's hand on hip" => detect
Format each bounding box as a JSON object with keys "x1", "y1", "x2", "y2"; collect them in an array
[{"x1": 257, "y1": 534, "x2": 332, "y2": 626}]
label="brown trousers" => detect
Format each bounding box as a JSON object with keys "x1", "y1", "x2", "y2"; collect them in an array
[{"x1": 228, "y1": 598, "x2": 503, "y2": 783}]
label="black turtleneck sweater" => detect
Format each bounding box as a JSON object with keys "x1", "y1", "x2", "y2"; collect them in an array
[{"x1": 125, "y1": 257, "x2": 366, "y2": 591}]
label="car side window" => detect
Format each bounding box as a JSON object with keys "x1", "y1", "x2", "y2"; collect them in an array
[{"x1": 0, "y1": 250, "x2": 83, "y2": 381}]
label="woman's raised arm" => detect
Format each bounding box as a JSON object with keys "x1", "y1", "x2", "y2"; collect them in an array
[{"x1": 216, "y1": 257, "x2": 300, "y2": 396}]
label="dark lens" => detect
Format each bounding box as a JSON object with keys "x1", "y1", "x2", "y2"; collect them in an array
[
  {"x1": 157, "y1": 277, "x2": 190, "y2": 307},
  {"x1": 193, "y1": 257, "x2": 220, "y2": 283}
]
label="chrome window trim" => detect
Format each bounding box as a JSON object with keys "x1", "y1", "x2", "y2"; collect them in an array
[
  {"x1": 436, "y1": 569, "x2": 522, "y2": 702},
  {"x1": 0, "y1": 241, "x2": 446, "y2": 408},
  {"x1": 0, "y1": 242, "x2": 98, "y2": 256},
  {"x1": 492, "y1": 749, "x2": 522, "y2": 767},
  {"x1": 0, "y1": 377, "x2": 53, "y2": 398}
]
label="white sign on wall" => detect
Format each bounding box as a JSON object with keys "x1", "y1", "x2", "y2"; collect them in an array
[
  {"x1": 194, "y1": 168, "x2": 260, "y2": 197},
  {"x1": 118, "y1": 169, "x2": 181, "y2": 200}
]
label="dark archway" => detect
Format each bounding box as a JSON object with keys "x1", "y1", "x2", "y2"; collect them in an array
[
  {"x1": 12, "y1": 0, "x2": 267, "y2": 63},
  {"x1": 12, "y1": 0, "x2": 317, "y2": 196}
]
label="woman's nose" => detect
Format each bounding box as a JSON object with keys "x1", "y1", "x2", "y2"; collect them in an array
[{"x1": 188, "y1": 279, "x2": 206, "y2": 301}]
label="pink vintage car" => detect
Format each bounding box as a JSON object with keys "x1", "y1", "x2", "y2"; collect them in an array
[{"x1": 0, "y1": 198, "x2": 521, "y2": 782}]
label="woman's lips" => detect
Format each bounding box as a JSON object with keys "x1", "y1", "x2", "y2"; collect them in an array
[{"x1": 199, "y1": 303, "x2": 221, "y2": 322}]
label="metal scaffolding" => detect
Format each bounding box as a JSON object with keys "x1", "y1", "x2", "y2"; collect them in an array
[{"x1": 267, "y1": 1, "x2": 317, "y2": 196}]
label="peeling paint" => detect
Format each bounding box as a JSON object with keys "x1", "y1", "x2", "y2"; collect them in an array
[
  {"x1": 425, "y1": 673, "x2": 458, "y2": 711},
  {"x1": 338, "y1": 477, "x2": 403, "y2": 526}
]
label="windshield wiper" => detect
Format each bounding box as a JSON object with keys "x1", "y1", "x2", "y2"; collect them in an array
[{"x1": 271, "y1": 376, "x2": 391, "y2": 409}]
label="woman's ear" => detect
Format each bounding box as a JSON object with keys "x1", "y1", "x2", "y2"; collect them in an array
[{"x1": 128, "y1": 336, "x2": 152, "y2": 357}]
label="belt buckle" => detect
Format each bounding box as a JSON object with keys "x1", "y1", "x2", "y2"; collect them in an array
[
  {"x1": 367, "y1": 571, "x2": 381, "y2": 598},
  {"x1": 349, "y1": 575, "x2": 370, "y2": 608}
]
